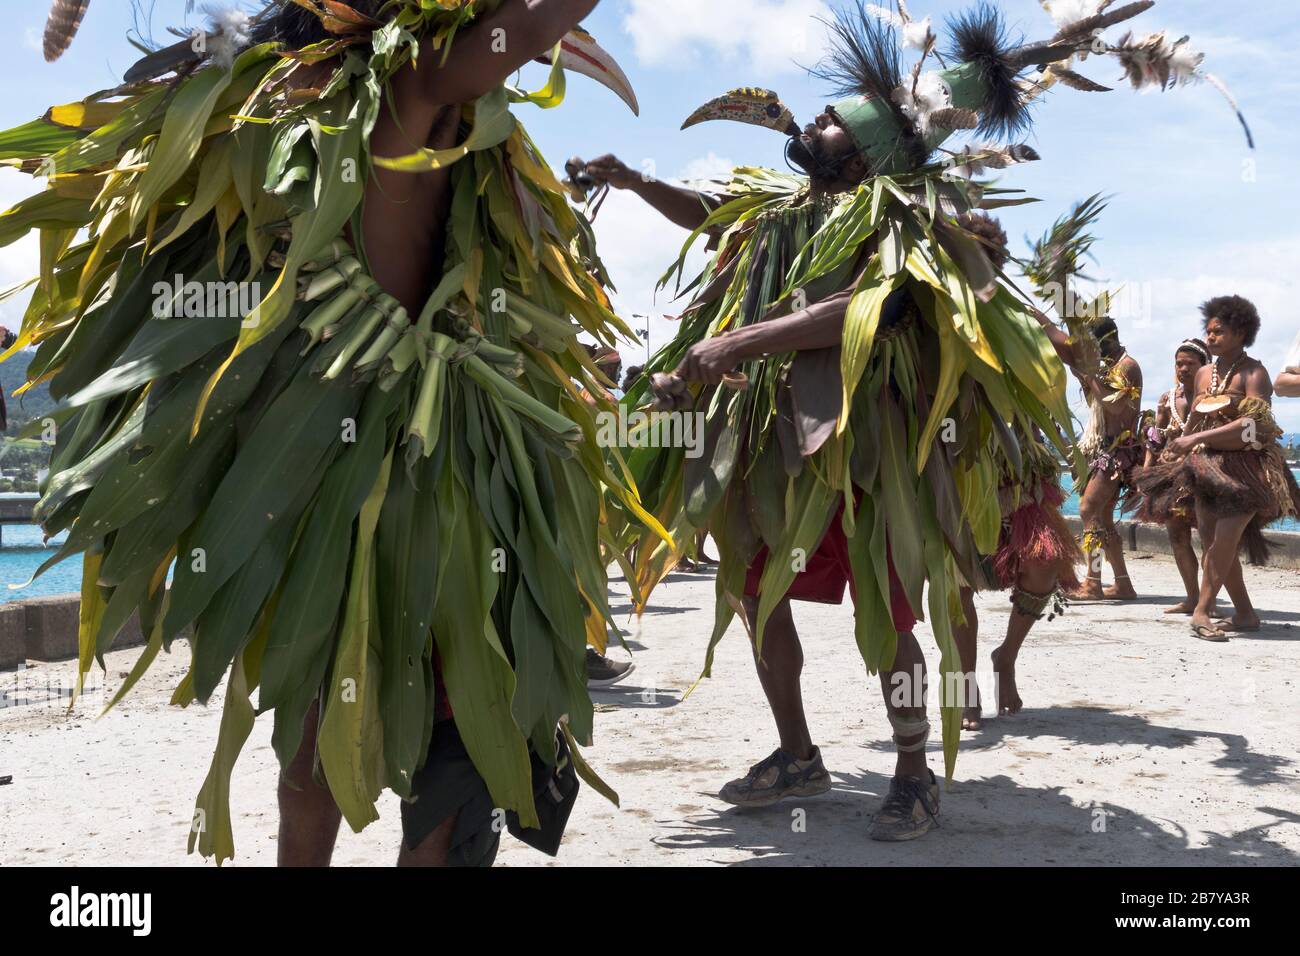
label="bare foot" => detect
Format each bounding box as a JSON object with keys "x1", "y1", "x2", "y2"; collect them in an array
[
  {"x1": 962, "y1": 688, "x2": 983, "y2": 731},
  {"x1": 1102, "y1": 580, "x2": 1137, "y2": 600},
  {"x1": 991, "y1": 647, "x2": 1022, "y2": 716},
  {"x1": 1065, "y1": 582, "x2": 1105, "y2": 602},
  {"x1": 1216, "y1": 613, "x2": 1262, "y2": 633},
  {"x1": 1164, "y1": 601, "x2": 1196, "y2": 615}
]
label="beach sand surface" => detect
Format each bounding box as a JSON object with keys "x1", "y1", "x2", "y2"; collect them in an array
[{"x1": 2, "y1": 552, "x2": 1298, "y2": 866}]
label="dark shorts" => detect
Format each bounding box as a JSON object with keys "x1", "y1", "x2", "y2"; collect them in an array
[
  {"x1": 400, "y1": 719, "x2": 582, "y2": 864},
  {"x1": 743, "y1": 499, "x2": 918, "y2": 633},
  {"x1": 401, "y1": 719, "x2": 501, "y2": 866}
]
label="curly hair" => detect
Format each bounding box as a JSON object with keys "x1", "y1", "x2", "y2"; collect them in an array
[
  {"x1": 251, "y1": 0, "x2": 387, "y2": 48},
  {"x1": 1094, "y1": 317, "x2": 1120, "y2": 349},
  {"x1": 955, "y1": 212, "x2": 1010, "y2": 269},
  {"x1": 1200, "y1": 295, "x2": 1260, "y2": 347}
]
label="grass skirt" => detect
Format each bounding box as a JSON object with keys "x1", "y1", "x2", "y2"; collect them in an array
[
  {"x1": 1133, "y1": 453, "x2": 1197, "y2": 527},
  {"x1": 1140, "y1": 446, "x2": 1300, "y2": 564},
  {"x1": 992, "y1": 482, "x2": 1082, "y2": 590}
]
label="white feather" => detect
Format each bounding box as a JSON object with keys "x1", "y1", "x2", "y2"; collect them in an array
[
  {"x1": 893, "y1": 72, "x2": 952, "y2": 134},
  {"x1": 1167, "y1": 41, "x2": 1204, "y2": 86},
  {"x1": 1043, "y1": 0, "x2": 1104, "y2": 30},
  {"x1": 863, "y1": 4, "x2": 905, "y2": 30},
  {"x1": 201, "y1": 3, "x2": 251, "y2": 70},
  {"x1": 902, "y1": 16, "x2": 932, "y2": 52},
  {"x1": 948, "y1": 145, "x2": 985, "y2": 180}
]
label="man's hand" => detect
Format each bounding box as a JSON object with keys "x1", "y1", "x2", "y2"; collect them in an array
[
  {"x1": 1168, "y1": 434, "x2": 1198, "y2": 458},
  {"x1": 678, "y1": 335, "x2": 742, "y2": 386},
  {"x1": 584, "y1": 154, "x2": 640, "y2": 190}
]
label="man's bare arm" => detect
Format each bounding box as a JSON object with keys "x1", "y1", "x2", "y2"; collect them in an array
[
  {"x1": 1276, "y1": 369, "x2": 1300, "y2": 398},
  {"x1": 1030, "y1": 307, "x2": 1079, "y2": 369},
  {"x1": 585, "y1": 154, "x2": 720, "y2": 232},
  {"x1": 677, "y1": 292, "x2": 852, "y2": 385},
  {"x1": 423, "y1": 0, "x2": 600, "y2": 105}
]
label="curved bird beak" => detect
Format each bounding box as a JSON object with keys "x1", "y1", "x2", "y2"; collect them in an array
[
  {"x1": 681, "y1": 88, "x2": 799, "y2": 136},
  {"x1": 543, "y1": 27, "x2": 640, "y2": 116}
]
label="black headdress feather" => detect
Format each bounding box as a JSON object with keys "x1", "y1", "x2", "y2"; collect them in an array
[
  {"x1": 946, "y1": 2, "x2": 1033, "y2": 139},
  {"x1": 808, "y1": 2, "x2": 931, "y2": 169},
  {"x1": 250, "y1": 0, "x2": 386, "y2": 48}
]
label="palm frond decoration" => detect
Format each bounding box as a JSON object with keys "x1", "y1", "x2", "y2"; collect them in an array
[{"x1": 1018, "y1": 193, "x2": 1107, "y2": 302}]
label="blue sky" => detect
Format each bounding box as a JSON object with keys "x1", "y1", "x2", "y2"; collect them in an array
[{"x1": 2, "y1": 0, "x2": 1297, "y2": 428}]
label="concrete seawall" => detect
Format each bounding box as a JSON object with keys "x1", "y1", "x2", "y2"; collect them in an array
[
  {"x1": 1, "y1": 523, "x2": 1294, "y2": 672},
  {"x1": 1063, "y1": 516, "x2": 1300, "y2": 569},
  {"x1": 0, "y1": 594, "x2": 146, "y2": 671}
]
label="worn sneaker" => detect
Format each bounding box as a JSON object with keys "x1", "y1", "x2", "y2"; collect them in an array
[
  {"x1": 718, "y1": 747, "x2": 832, "y2": 808},
  {"x1": 868, "y1": 769, "x2": 940, "y2": 842},
  {"x1": 586, "y1": 648, "x2": 635, "y2": 688}
]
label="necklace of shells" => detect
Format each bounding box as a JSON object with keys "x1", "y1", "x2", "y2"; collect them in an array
[{"x1": 1196, "y1": 354, "x2": 1247, "y2": 414}]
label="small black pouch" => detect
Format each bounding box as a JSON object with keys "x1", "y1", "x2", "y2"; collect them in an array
[{"x1": 507, "y1": 730, "x2": 580, "y2": 857}]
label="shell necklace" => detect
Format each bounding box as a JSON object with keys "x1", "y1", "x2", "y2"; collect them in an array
[
  {"x1": 1196, "y1": 354, "x2": 1246, "y2": 414},
  {"x1": 1168, "y1": 384, "x2": 1187, "y2": 431}
]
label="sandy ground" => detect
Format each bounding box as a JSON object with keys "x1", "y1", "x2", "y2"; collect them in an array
[{"x1": 2, "y1": 551, "x2": 1298, "y2": 867}]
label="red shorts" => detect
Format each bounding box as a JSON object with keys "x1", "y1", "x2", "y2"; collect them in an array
[{"x1": 744, "y1": 500, "x2": 918, "y2": 633}]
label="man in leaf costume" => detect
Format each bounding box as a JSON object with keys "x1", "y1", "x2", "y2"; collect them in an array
[
  {"x1": 4, "y1": 0, "x2": 659, "y2": 866},
  {"x1": 587, "y1": 0, "x2": 1251, "y2": 841}
]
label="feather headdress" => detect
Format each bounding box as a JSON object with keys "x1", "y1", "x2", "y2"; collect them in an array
[{"x1": 42, "y1": 0, "x2": 92, "y2": 62}]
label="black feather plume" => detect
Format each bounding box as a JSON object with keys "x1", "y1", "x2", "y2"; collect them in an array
[
  {"x1": 807, "y1": 2, "x2": 931, "y2": 169},
  {"x1": 946, "y1": 1, "x2": 1033, "y2": 139},
  {"x1": 810, "y1": 2, "x2": 906, "y2": 104}
]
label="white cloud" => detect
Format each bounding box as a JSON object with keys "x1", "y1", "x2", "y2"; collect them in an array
[
  {"x1": 584, "y1": 154, "x2": 743, "y2": 363},
  {"x1": 23, "y1": 29, "x2": 42, "y2": 55},
  {"x1": 677, "y1": 152, "x2": 736, "y2": 185},
  {"x1": 0, "y1": 169, "x2": 42, "y2": 330},
  {"x1": 622, "y1": 0, "x2": 831, "y2": 75}
]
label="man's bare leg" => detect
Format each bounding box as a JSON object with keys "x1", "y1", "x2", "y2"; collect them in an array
[
  {"x1": 1100, "y1": 514, "x2": 1137, "y2": 600},
  {"x1": 278, "y1": 701, "x2": 343, "y2": 867},
  {"x1": 993, "y1": 560, "x2": 1058, "y2": 716},
  {"x1": 1163, "y1": 515, "x2": 1200, "y2": 614},
  {"x1": 1070, "y1": 473, "x2": 1134, "y2": 599},
  {"x1": 880, "y1": 630, "x2": 930, "y2": 779},
  {"x1": 868, "y1": 629, "x2": 940, "y2": 841},
  {"x1": 952, "y1": 586, "x2": 982, "y2": 730},
  {"x1": 715, "y1": 595, "x2": 831, "y2": 807},
  {"x1": 742, "y1": 595, "x2": 814, "y2": 759},
  {"x1": 396, "y1": 816, "x2": 457, "y2": 867}
]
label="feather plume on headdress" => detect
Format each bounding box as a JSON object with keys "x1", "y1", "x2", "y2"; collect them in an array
[
  {"x1": 862, "y1": 3, "x2": 935, "y2": 52},
  {"x1": 43, "y1": 0, "x2": 92, "y2": 62},
  {"x1": 1112, "y1": 31, "x2": 1255, "y2": 148},
  {"x1": 809, "y1": 5, "x2": 934, "y2": 169},
  {"x1": 946, "y1": 2, "x2": 1034, "y2": 138}
]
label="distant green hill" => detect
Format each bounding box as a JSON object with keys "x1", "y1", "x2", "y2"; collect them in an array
[{"x1": 1, "y1": 350, "x2": 58, "y2": 434}]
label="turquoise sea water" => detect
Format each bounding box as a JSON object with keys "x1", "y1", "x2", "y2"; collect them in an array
[
  {"x1": 1061, "y1": 468, "x2": 1300, "y2": 532},
  {"x1": 0, "y1": 523, "x2": 78, "y2": 600},
  {"x1": 1, "y1": 471, "x2": 1296, "y2": 600}
]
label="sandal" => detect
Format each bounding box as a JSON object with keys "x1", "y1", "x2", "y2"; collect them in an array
[
  {"x1": 1215, "y1": 621, "x2": 1261, "y2": 633},
  {"x1": 718, "y1": 747, "x2": 832, "y2": 808},
  {"x1": 1191, "y1": 623, "x2": 1229, "y2": 643}
]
